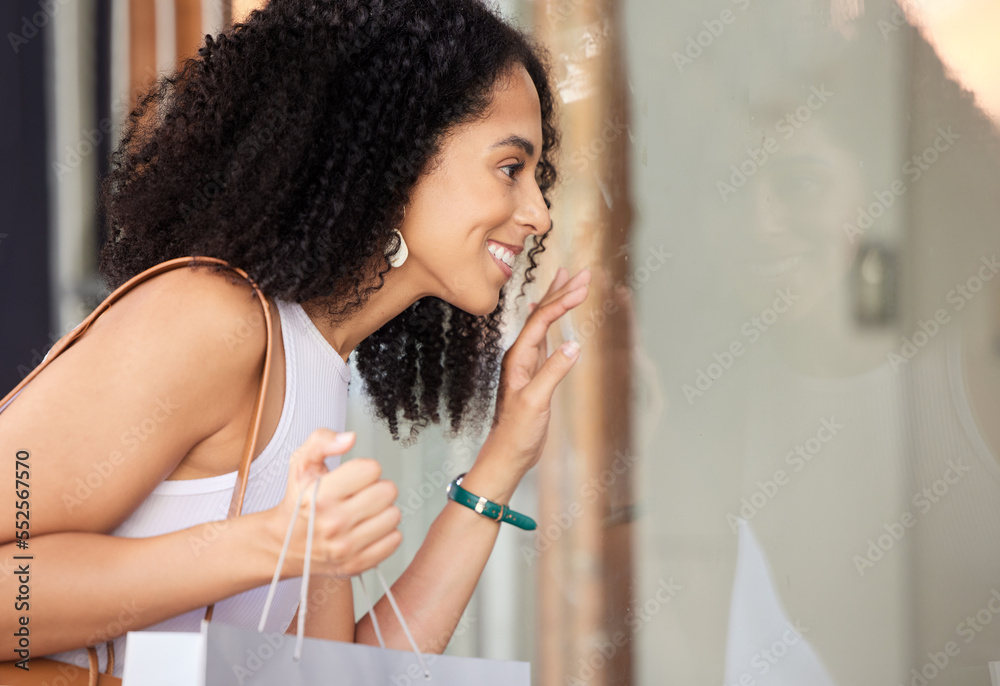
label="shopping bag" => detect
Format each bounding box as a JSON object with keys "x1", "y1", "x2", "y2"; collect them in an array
[
  {"x1": 125, "y1": 479, "x2": 531, "y2": 685},
  {"x1": 121, "y1": 630, "x2": 205, "y2": 685},
  {"x1": 204, "y1": 617, "x2": 530, "y2": 684},
  {"x1": 206, "y1": 479, "x2": 530, "y2": 684}
]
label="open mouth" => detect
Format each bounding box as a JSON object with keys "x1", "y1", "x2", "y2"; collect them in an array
[{"x1": 487, "y1": 241, "x2": 515, "y2": 278}]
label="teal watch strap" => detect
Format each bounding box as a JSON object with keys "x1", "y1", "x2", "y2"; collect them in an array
[{"x1": 446, "y1": 473, "x2": 537, "y2": 530}]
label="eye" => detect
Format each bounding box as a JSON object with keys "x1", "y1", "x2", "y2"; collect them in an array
[{"x1": 501, "y1": 161, "x2": 527, "y2": 179}]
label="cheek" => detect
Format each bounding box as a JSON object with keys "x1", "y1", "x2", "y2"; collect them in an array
[{"x1": 409, "y1": 173, "x2": 515, "y2": 264}]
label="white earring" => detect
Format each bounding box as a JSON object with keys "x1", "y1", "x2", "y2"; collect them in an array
[
  {"x1": 387, "y1": 229, "x2": 408, "y2": 268},
  {"x1": 387, "y1": 206, "x2": 408, "y2": 268}
]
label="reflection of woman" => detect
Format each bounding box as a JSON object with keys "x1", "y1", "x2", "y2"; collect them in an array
[
  {"x1": 680, "y1": 1, "x2": 1000, "y2": 683},
  {"x1": 0, "y1": 0, "x2": 592, "y2": 677}
]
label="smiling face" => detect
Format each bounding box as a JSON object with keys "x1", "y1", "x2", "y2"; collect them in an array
[
  {"x1": 699, "y1": 111, "x2": 865, "y2": 320},
  {"x1": 396, "y1": 63, "x2": 551, "y2": 316}
]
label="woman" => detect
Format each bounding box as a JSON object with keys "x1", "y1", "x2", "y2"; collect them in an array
[{"x1": 0, "y1": 0, "x2": 590, "y2": 676}]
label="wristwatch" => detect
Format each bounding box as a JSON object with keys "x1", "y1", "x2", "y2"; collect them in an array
[{"x1": 446, "y1": 473, "x2": 537, "y2": 530}]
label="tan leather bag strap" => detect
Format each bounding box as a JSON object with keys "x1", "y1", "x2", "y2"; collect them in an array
[
  {"x1": 0, "y1": 254, "x2": 274, "y2": 632},
  {"x1": 85, "y1": 639, "x2": 115, "y2": 682}
]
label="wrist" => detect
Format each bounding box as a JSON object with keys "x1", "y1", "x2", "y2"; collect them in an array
[
  {"x1": 447, "y1": 472, "x2": 537, "y2": 531},
  {"x1": 457, "y1": 439, "x2": 527, "y2": 505},
  {"x1": 256, "y1": 506, "x2": 303, "y2": 581}
]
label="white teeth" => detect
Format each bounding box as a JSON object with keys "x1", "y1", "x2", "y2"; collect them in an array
[{"x1": 488, "y1": 243, "x2": 516, "y2": 268}]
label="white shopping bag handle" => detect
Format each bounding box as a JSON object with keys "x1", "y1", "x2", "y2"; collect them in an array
[{"x1": 258, "y1": 479, "x2": 431, "y2": 678}]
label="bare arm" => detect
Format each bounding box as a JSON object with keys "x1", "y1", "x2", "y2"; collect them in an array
[
  {"x1": 0, "y1": 267, "x2": 401, "y2": 655},
  {"x1": 353, "y1": 442, "x2": 520, "y2": 653},
  {"x1": 350, "y1": 267, "x2": 592, "y2": 653},
  {"x1": 282, "y1": 441, "x2": 517, "y2": 652},
  {"x1": 3, "y1": 512, "x2": 277, "y2": 654}
]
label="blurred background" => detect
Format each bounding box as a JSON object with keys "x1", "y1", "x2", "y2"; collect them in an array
[{"x1": 4, "y1": 0, "x2": 1000, "y2": 684}]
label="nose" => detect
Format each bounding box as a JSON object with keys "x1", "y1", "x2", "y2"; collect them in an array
[{"x1": 515, "y1": 176, "x2": 552, "y2": 236}]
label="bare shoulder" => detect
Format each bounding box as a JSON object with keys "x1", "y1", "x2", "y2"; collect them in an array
[
  {"x1": 84, "y1": 263, "x2": 272, "y2": 413},
  {"x1": 94, "y1": 262, "x2": 268, "y2": 339},
  {"x1": 0, "y1": 263, "x2": 272, "y2": 540}
]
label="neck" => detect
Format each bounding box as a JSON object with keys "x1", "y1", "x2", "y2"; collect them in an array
[{"x1": 298, "y1": 264, "x2": 430, "y2": 364}]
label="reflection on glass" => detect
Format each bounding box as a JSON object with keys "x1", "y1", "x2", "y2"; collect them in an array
[{"x1": 627, "y1": 0, "x2": 1000, "y2": 684}]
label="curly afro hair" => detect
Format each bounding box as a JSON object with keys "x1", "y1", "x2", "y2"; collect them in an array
[{"x1": 97, "y1": 0, "x2": 562, "y2": 446}]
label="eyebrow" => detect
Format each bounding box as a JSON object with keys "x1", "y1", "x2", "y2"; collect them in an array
[{"x1": 490, "y1": 134, "x2": 536, "y2": 158}]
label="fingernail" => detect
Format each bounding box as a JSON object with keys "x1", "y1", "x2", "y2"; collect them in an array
[
  {"x1": 333, "y1": 431, "x2": 355, "y2": 445},
  {"x1": 560, "y1": 340, "x2": 581, "y2": 358}
]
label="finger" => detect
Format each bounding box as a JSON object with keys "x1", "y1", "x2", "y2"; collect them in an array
[
  {"x1": 534, "y1": 267, "x2": 569, "y2": 308},
  {"x1": 514, "y1": 284, "x2": 589, "y2": 353},
  {"x1": 336, "y1": 530, "x2": 404, "y2": 577},
  {"x1": 334, "y1": 478, "x2": 399, "y2": 528},
  {"x1": 547, "y1": 266, "x2": 570, "y2": 294},
  {"x1": 535, "y1": 268, "x2": 591, "y2": 311},
  {"x1": 528, "y1": 301, "x2": 537, "y2": 314},
  {"x1": 289, "y1": 429, "x2": 356, "y2": 483},
  {"x1": 337, "y1": 502, "x2": 403, "y2": 553},
  {"x1": 527, "y1": 339, "x2": 582, "y2": 406},
  {"x1": 315, "y1": 457, "x2": 383, "y2": 501}
]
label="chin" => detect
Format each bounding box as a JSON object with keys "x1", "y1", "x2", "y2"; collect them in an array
[
  {"x1": 454, "y1": 291, "x2": 501, "y2": 317},
  {"x1": 472, "y1": 297, "x2": 501, "y2": 317},
  {"x1": 442, "y1": 271, "x2": 504, "y2": 316}
]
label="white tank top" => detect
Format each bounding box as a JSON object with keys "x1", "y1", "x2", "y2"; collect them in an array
[
  {"x1": 33, "y1": 298, "x2": 351, "y2": 677},
  {"x1": 724, "y1": 320, "x2": 1000, "y2": 685}
]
